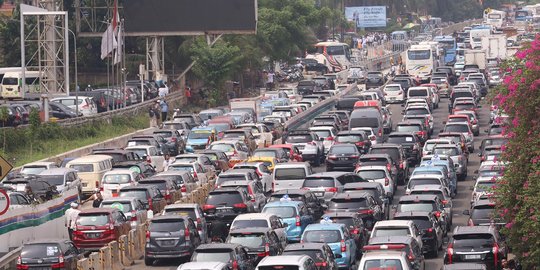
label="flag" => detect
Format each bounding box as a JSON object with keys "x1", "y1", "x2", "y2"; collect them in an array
[
  {"x1": 114, "y1": 22, "x2": 123, "y2": 65},
  {"x1": 100, "y1": 0, "x2": 119, "y2": 60}
]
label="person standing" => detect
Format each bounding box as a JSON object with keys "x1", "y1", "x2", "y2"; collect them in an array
[
  {"x1": 266, "y1": 71, "x2": 275, "y2": 90},
  {"x1": 65, "y1": 202, "x2": 80, "y2": 240},
  {"x1": 83, "y1": 189, "x2": 103, "y2": 208},
  {"x1": 154, "y1": 100, "x2": 161, "y2": 126},
  {"x1": 207, "y1": 130, "x2": 217, "y2": 146},
  {"x1": 162, "y1": 154, "x2": 174, "y2": 171},
  {"x1": 160, "y1": 100, "x2": 169, "y2": 122},
  {"x1": 148, "y1": 105, "x2": 158, "y2": 127},
  {"x1": 158, "y1": 82, "x2": 169, "y2": 97},
  {"x1": 184, "y1": 85, "x2": 192, "y2": 101}
]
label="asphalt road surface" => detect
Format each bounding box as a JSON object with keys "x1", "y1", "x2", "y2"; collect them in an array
[{"x1": 127, "y1": 88, "x2": 493, "y2": 270}]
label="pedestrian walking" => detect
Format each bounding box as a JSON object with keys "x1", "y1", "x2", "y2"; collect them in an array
[
  {"x1": 154, "y1": 100, "x2": 161, "y2": 126},
  {"x1": 148, "y1": 105, "x2": 158, "y2": 127},
  {"x1": 160, "y1": 100, "x2": 169, "y2": 122},
  {"x1": 65, "y1": 202, "x2": 80, "y2": 240},
  {"x1": 83, "y1": 189, "x2": 103, "y2": 208}
]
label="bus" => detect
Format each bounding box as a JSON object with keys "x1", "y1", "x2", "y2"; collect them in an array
[
  {"x1": 406, "y1": 44, "x2": 438, "y2": 82},
  {"x1": 515, "y1": 9, "x2": 533, "y2": 21},
  {"x1": 434, "y1": 36, "x2": 457, "y2": 66},
  {"x1": 305, "y1": 41, "x2": 351, "y2": 73},
  {"x1": 0, "y1": 71, "x2": 41, "y2": 99},
  {"x1": 484, "y1": 9, "x2": 506, "y2": 28}
]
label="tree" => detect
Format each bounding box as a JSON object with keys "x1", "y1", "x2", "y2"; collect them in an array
[
  {"x1": 189, "y1": 38, "x2": 241, "y2": 107},
  {"x1": 492, "y1": 37, "x2": 540, "y2": 267}
]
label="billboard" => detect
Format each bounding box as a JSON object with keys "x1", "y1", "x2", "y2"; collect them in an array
[
  {"x1": 124, "y1": 0, "x2": 257, "y2": 36},
  {"x1": 345, "y1": 6, "x2": 387, "y2": 28}
]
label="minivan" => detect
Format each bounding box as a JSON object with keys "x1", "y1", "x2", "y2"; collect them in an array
[
  {"x1": 349, "y1": 108, "x2": 384, "y2": 143},
  {"x1": 273, "y1": 162, "x2": 313, "y2": 192},
  {"x1": 65, "y1": 155, "x2": 113, "y2": 197},
  {"x1": 407, "y1": 87, "x2": 433, "y2": 108}
]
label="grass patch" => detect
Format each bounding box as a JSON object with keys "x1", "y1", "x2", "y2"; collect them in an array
[{"x1": 0, "y1": 114, "x2": 149, "y2": 167}]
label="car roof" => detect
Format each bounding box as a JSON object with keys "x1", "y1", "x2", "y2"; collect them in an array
[
  {"x1": 305, "y1": 223, "x2": 345, "y2": 231},
  {"x1": 265, "y1": 200, "x2": 303, "y2": 207},
  {"x1": 272, "y1": 189, "x2": 309, "y2": 196},
  {"x1": 331, "y1": 192, "x2": 371, "y2": 200},
  {"x1": 323, "y1": 212, "x2": 359, "y2": 218},
  {"x1": 393, "y1": 211, "x2": 433, "y2": 219},
  {"x1": 399, "y1": 194, "x2": 439, "y2": 202},
  {"x1": 150, "y1": 214, "x2": 191, "y2": 222},
  {"x1": 360, "y1": 250, "x2": 408, "y2": 259},
  {"x1": 179, "y1": 262, "x2": 228, "y2": 269},
  {"x1": 38, "y1": 168, "x2": 75, "y2": 175},
  {"x1": 453, "y1": 226, "x2": 495, "y2": 235},
  {"x1": 373, "y1": 220, "x2": 414, "y2": 227},
  {"x1": 285, "y1": 243, "x2": 328, "y2": 251},
  {"x1": 229, "y1": 227, "x2": 272, "y2": 234},
  {"x1": 233, "y1": 213, "x2": 275, "y2": 220},
  {"x1": 368, "y1": 236, "x2": 415, "y2": 245},
  {"x1": 79, "y1": 208, "x2": 117, "y2": 214},
  {"x1": 258, "y1": 255, "x2": 311, "y2": 265},
  {"x1": 196, "y1": 243, "x2": 242, "y2": 250},
  {"x1": 307, "y1": 172, "x2": 349, "y2": 178}
]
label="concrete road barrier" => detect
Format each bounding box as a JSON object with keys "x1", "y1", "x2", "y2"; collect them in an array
[
  {"x1": 127, "y1": 230, "x2": 141, "y2": 261},
  {"x1": 99, "y1": 247, "x2": 112, "y2": 270},
  {"x1": 89, "y1": 252, "x2": 101, "y2": 270},
  {"x1": 108, "y1": 241, "x2": 124, "y2": 270},
  {"x1": 118, "y1": 235, "x2": 134, "y2": 266},
  {"x1": 136, "y1": 224, "x2": 147, "y2": 258},
  {"x1": 76, "y1": 258, "x2": 91, "y2": 270}
]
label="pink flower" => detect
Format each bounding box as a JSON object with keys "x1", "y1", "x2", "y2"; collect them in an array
[
  {"x1": 516, "y1": 50, "x2": 527, "y2": 59},
  {"x1": 525, "y1": 60, "x2": 536, "y2": 69},
  {"x1": 524, "y1": 181, "x2": 529, "y2": 189},
  {"x1": 505, "y1": 222, "x2": 514, "y2": 229},
  {"x1": 516, "y1": 69, "x2": 523, "y2": 75}
]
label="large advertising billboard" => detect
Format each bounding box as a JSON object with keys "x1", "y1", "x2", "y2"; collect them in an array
[{"x1": 345, "y1": 6, "x2": 387, "y2": 28}]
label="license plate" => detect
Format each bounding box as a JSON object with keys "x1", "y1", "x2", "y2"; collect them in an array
[
  {"x1": 314, "y1": 192, "x2": 324, "y2": 197},
  {"x1": 464, "y1": 254, "x2": 482, "y2": 260},
  {"x1": 82, "y1": 183, "x2": 88, "y2": 187},
  {"x1": 339, "y1": 157, "x2": 348, "y2": 160},
  {"x1": 159, "y1": 240, "x2": 176, "y2": 246},
  {"x1": 86, "y1": 233, "x2": 101, "y2": 238},
  {"x1": 29, "y1": 267, "x2": 51, "y2": 270},
  {"x1": 390, "y1": 97, "x2": 396, "y2": 100}
]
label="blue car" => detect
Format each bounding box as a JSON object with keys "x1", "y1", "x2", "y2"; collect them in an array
[
  {"x1": 420, "y1": 160, "x2": 458, "y2": 197},
  {"x1": 261, "y1": 199, "x2": 313, "y2": 242},
  {"x1": 301, "y1": 220, "x2": 357, "y2": 269},
  {"x1": 185, "y1": 127, "x2": 215, "y2": 152}
]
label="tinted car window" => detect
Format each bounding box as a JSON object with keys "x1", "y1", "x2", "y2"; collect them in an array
[
  {"x1": 453, "y1": 234, "x2": 494, "y2": 248},
  {"x1": 357, "y1": 170, "x2": 386, "y2": 180},
  {"x1": 329, "y1": 199, "x2": 368, "y2": 209},
  {"x1": 193, "y1": 250, "x2": 233, "y2": 263},
  {"x1": 398, "y1": 202, "x2": 435, "y2": 212},
  {"x1": 77, "y1": 214, "x2": 109, "y2": 226},
  {"x1": 471, "y1": 206, "x2": 495, "y2": 220},
  {"x1": 263, "y1": 206, "x2": 297, "y2": 218},
  {"x1": 206, "y1": 192, "x2": 243, "y2": 206},
  {"x1": 303, "y1": 230, "x2": 342, "y2": 243},
  {"x1": 303, "y1": 178, "x2": 335, "y2": 187},
  {"x1": 149, "y1": 220, "x2": 185, "y2": 232},
  {"x1": 329, "y1": 146, "x2": 357, "y2": 154},
  {"x1": 69, "y1": 164, "x2": 94, "y2": 172},
  {"x1": 275, "y1": 168, "x2": 306, "y2": 180},
  {"x1": 228, "y1": 234, "x2": 265, "y2": 247},
  {"x1": 119, "y1": 190, "x2": 148, "y2": 200},
  {"x1": 286, "y1": 135, "x2": 313, "y2": 143},
  {"x1": 101, "y1": 201, "x2": 133, "y2": 212},
  {"x1": 21, "y1": 244, "x2": 62, "y2": 258},
  {"x1": 387, "y1": 136, "x2": 415, "y2": 144},
  {"x1": 363, "y1": 260, "x2": 403, "y2": 270},
  {"x1": 163, "y1": 208, "x2": 197, "y2": 219},
  {"x1": 259, "y1": 266, "x2": 299, "y2": 270},
  {"x1": 231, "y1": 219, "x2": 269, "y2": 229}
]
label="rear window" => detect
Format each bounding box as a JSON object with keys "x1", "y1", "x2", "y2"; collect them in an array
[
  {"x1": 231, "y1": 219, "x2": 269, "y2": 229},
  {"x1": 359, "y1": 157, "x2": 388, "y2": 166},
  {"x1": 253, "y1": 150, "x2": 278, "y2": 159},
  {"x1": 328, "y1": 199, "x2": 368, "y2": 209},
  {"x1": 218, "y1": 174, "x2": 247, "y2": 182},
  {"x1": 101, "y1": 201, "x2": 133, "y2": 212},
  {"x1": 363, "y1": 259, "x2": 403, "y2": 270},
  {"x1": 312, "y1": 130, "x2": 331, "y2": 139},
  {"x1": 372, "y1": 227, "x2": 410, "y2": 237},
  {"x1": 228, "y1": 233, "x2": 265, "y2": 247},
  {"x1": 168, "y1": 165, "x2": 194, "y2": 173},
  {"x1": 259, "y1": 266, "x2": 299, "y2": 270},
  {"x1": 149, "y1": 220, "x2": 185, "y2": 232},
  {"x1": 206, "y1": 192, "x2": 243, "y2": 206},
  {"x1": 139, "y1": 180, "x2": 168, "y2": 191},
  {"x1": 119, "y1": 190, "x2": 148, "y2": 200},
  {"x1": 405, "y1": 108, "x2": 429, "y2": 115},
  {"x1": 209, "y1": 144, "x2": 235, "y2": 152},
  {"x1": 193, "y1": 250, "x2": 233, "y2": 263},
  {"x1": 303, "y1": 230, "x2": 342, "y2": 243},
  {"x1": 444, "y1": 125, "x2": 469, "y2": 133},
  {"x1": 286, "y1": 135, "x2": 312, "y2": 143},
  {"x1": 331, "y1": 217, "x2": 355, "y2": 227},
  {"x1": 262, "y1": 206, "x2": 297, "y2": 218},
  {"x1": 174, "y1": 157, "x2": 197, "y2": 163},
  {"x1": 77, "y1": 213, "x2": 109, "y2": 226},
  {"x1": 335, "y1": 135, "x2": 362, "y2": 143},
  {"x1": 283, "y1": 249, "x2": 324, "y2": 261},
  {"x1": 356, "y1": 170, "x2": 386, "y2": 180},
  {"x1": 452, "y1": 91, "x2": 473, "y2": 98},
  {"x1": 452, "y1": 234, "x2": 494, "y2": 248},
  {"x1": 350, "y1": 117, "x2": 379, "y2": 128},
  {"x1": 69, "y1": 163, "x2": 94, "y2": 172},
  {"x1": 394, "y1": 217, "x2": 432, "y2": 230},
  {"x1": 303, "y1": 178, "x2": 335, "y2": 188},
  {"x1": 398, "y1": 202, "x2": 435, "y2": 212},
  {"x1": 274, "y1": 168, "x2": 306, "y2": 180},
  {"x1": 396, "y1": 125, "x2": 421, "y2": 132},
  {"x1": 408, "y1": 89, "x2": 428, "y2": 97},
  {"x1": 103, "y1": 174, "x2": 131, "y2": 184},
  {"x1": 22, "y1": 244, "x2": 61, "y2": 258},
  {"x1": 471, "y1": 206, "x2": 495, "y2": 220},
  {"x1": 370, "y1": 148, "x2": 399, "y2": 162},
  {"x1": 153, "y1": 131, "x2": 173, "y2": 138},
  {"x1": 387, "y1": 135, "x2": 415, "y2": 144},
  {"x1": 163, "y1": 208, "x2": 196, "y2": 219},
  {"x1": 329, "y1": 145, "x2": 357, "y2": 154},
  {"x1": 433, "y1": 147, "x2": 459, "y2": 156}
]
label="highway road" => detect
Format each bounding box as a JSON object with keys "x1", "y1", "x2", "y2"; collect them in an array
[{"x1": 124, "y1": 85, "x2": 494, "y2": 269}]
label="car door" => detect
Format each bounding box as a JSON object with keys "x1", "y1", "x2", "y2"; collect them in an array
[
  {"x1": 63, "y1": 241, "x2": 80, "y2": 269},
  {"x1": 270, "y1": 217, "x2": 288, "y2": 247}
]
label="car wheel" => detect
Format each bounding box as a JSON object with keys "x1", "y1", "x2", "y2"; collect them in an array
[{"x1": 144, "y1": 257, "x2": 154, "y2": 266}]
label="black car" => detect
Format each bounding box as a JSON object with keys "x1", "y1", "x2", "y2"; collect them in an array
[
  {"x1": 336, "y1": 97, "x2": 362, "y2": 112},
  {"x1": 322, "y1": 212, "x2": 368, "y2": 254},
  {"x1": 226, "y1": 228, "x2": 282, "y2": 264},
  {"x1": 119, "y1": 185, "x2": 165, "y2": 213},
  {"x1": 385, "y1": 132, "x2": 422, "y2": 165},
  {"x1": 203, "y1": 187, "x2": 256, "y2": 226},
  {"x1": 395, "y1": 120, "x2": 429, "y2": 144},
  {"x1": 334, "y1": 130, "x2": 371, "y2": 153},
  {"x1": 364, "y1": 236, "x2": 424, "y2": 269},
  {"x1": 2, "y1": 177, "x2": 59, "y2": 202},
  {"x1": 302, "y1": 58, "x2": 328, "y2": 74},
  {"x1": 0, "y1": 104, "x2": 23, "y2": 127},
  {"x1": 268, "y1": 189, "x2": 326, "y2": 220},
  {"x1": 326, "y1": 144, "x2": 361, "y2": 171},
  {"x1": 283, "y1": 243, "x2": 338, "y2": 270},
  {"x1": 342, "y1": 182, "x2": 390, "y2": 220},
  {"x1": 369, "y1": 143, "x2": 409, "y2": 185},
  {"x1": 394, "y1": 211, "x2": 443, "y2": 258},
  {"x1": 326, "y1": 192, "x2": 383, "y2": 229},
  {"x1": 172, "y1": 113, "x2": 203, "y2": 127},
  {"x1": 152, "y1": 129, "x2": 186, "y2": 156},
  {"x1": 18, "y1": 239, "x2": 81, "y2": 270},
  {"x1": 444, "y1": 226, "x2": 508, "y2": 269},
  {"x1": 365, "y1": 71, "x2": 386, "y2": 89},
  {"x1": 138, "y1": 177, "x2": 180, "y2": 204},
  {"x1": 191, "y1": 243, "x2": 255, "y2": 270},
  {"x1": 297, "y1": 80, "x2": 320, "y2": 96},
  {"x1": 391, "y1": 78, "x2": 415, "y2": 92},
  {"x1": 145, "y1": 215, "x2": 202, "y2": 265},
  {"x1": 463, "y1": 200, "x2": 505, "y2": 228}
]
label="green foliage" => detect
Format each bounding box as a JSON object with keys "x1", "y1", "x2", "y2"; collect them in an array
[{"x1": 491, "y1": 39, "x2": 540, "y2": 267}]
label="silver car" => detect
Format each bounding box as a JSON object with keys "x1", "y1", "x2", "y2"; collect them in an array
[
  {"x1": 162, "y1": 203, "x2": 209, "y2": 243},
  {"x1": 442, "y1": 122, "x2": 474, "y2": 152},
  {"x1": 432, "y1": 144, "x2": 468, "y2": 181},
  {"x1": 284, "y1": 131, "x2": 325, "y2": 166},
  {"x1": 100, "y1": 197, "x2": 147, "y2": 228},
  {"x1": 38, "y1": 168, "x2": 82, "y2": 194},
  {"x1": 301, "y1": 172, "x2": 346, "y2": 200}
]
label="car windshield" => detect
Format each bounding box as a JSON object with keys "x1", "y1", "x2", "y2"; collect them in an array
[
  {"x1": 373, "y1": 227, "x2": 410, "y2": 237},
  {"x1": 452, "y1": 234, "x2": 494, "y2": 248},
  {"x1": 262, "y1": 206, "x2": 297, "y2": 218},
  {"x1": 103, "y1": 174, "x2": 131, "y2": 184},
  {"x1": 77, "y1": 214, "x2": 109, "y2": 226},
  {"x1": 335, "y1": 135, "x2": 361, "y2": 143},
  {"x1": 231, "y1": 219, "x2": 269, "y2": 230},
  {"x1": 328, "y1": 199, "x2": 368, "y2": 209},
  {"x1": 303, "y1": 178, "x2": 335, "y2": 188},
  {"x1": 387, "y1": 136, "x2": 415, "y2": 144},
  {"x1": 357, "y1": 170, "x2": 386, "y2": 180},
  {"x1": 303, "y1": 230, "x2": 342, "y2": 243},
  {"x1": 206, "y1": 192, "x2": 243, "y2": 206},
  {"x1": 433, "y1": 147, "x2": 459, "y2": 156},
  {"x1": 329, "y1": 145, "x2": 357, "y2": 154},
  {"x1": 398, "y1": 202, "x2": 435, "y2": 212},
  {"x1": 149, "y1": 220, "x2": 184, "y2": 232},
  {"x1": 21, "y1": 244, "x2": 61, "y2": 258},
  {"x1": 193, "y1": 250, "x2": 233, "y2": 263},
  {"x1": 228, "y1": 234, "x2": 265, "y2": 247},
  {"x1": 189, "y1": 131, "x2": 211, "y2": 140},
  {"x1": 100, "y1": 201, "x2": 133, "y2": 212},
  {"x1": 363, "y1": 259, "x2": 403, "y2": 270},
  {"x1": 396, "y1": 125, "x2": 421, "y2": 132},
  {"x1": 444, "y1": 125, "x2": 469, "y2": 133},
  {"x1": 69, "y1": 164, "x2": 94, "y2": 173}
]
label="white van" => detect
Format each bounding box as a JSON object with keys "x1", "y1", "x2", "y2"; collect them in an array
[
  {"x1": 256, "y1": 255, "x2": 317, "y2": 270},
  {"x1": 1, "y1": 71, "x2": 41, "y2": 99},
  {"x1": 273, "y1": 162, "x2": 313, "y2": 192},
  {"x1": 65, "y1": 155, "x2": 113, "y2": 196}
]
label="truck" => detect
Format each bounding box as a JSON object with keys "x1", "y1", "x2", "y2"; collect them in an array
[
  {"x1": 469, "y1": 28, "x2": 492, "y2": 49},
  {"x1": 229, "y1": 96, "x2": 262, "y2": 122},
  {"x1": 464, "y1": 50, "x2": 487, "y2": 72},
  {"x1": 481, "y1": 35, "x2": 507, "y2": 60}
]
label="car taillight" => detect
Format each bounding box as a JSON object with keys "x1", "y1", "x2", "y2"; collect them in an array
[
  {"x1": 468, "y1": 219, "x2": 475, "y2": 226},
  {"x1": 350, "y1": 155, "x2": 359, "y2": 159},
  {"x1": 16, "y1": 256, "x2": 28, "y2": 270},
  {"x1": 171, "y1": 137, "x2": 177, "y2": 142},
  {"x1": 384, "y1": 178, "x2": 389, "y2": 186},
  {"x1": 340, "y1": 240, "x2": 346, "y2": 252},
  {"x1": 130, "y1": 210, "x2": 137, "y2": 221},
  {"x1": 296, "y1": 216, "x2": 301, "y2": 226},
  {"x1": 326, "y1": 136, "x2": 334, "y2": 141},
  {"x1": 232, "y1": 260, "x2": 239, "y2": 270},
  {"x1": 232, "y1": 150, "x2": 238, "y2": 156},
  {"x1": 193, "y1": 171, "x2": 198, "y2": 179},
  {"x1": 328, "y1": 155, "x2": 337, "y2": 160},
  {"x1": 355, "y1": 141, "x2": 365, "y2": 146},
  {"x1": 181, "y1": 185, "x2": 187, "y2": 192},
  {"x1": 148, "y1": 199, "x2": 153, "y2": 210},
  {"x1": 326, "y1": 187, "x2": 338, "y2": 192},
  {"x1": 442, "y1": 200, "x2": 448, "y2": 205},
  {"x1": 82, "y1": 104, "x2": 89, "y2": 109},
  {"x1": 399, "y1": 162, "x2": 404, "y2": 169},
  {"x1": 351, "y1": 229, "x2": 359, "y2": 234},
  {"x1": 378, "y1": 129, "x2": 382, "y2": 137},
  {"x1": 49, "y1": 255, "x2": 65, "y2": 269},
  {"x1": 203, "y1": 204, "x2": 216, "y2": 211},
  {"x1": 184, "y1": 227, "x2": 190, "y2": 241},
  {"x1": 233, "y1": 203, "x2": 248, "y2": 211},
  {"x1": 408, "y1": 250, "x2": 415, "y2": 261},
  {"x1": 146, "y1": 156, "x2": 152, "y2": 164},
  {"x1": 435, "y1": 211, "x2": 441, "y2": 218},
  {"x1": 427, "y1": 228, "x2": 433, "y2": 234},
  {"x1": 447, "y1": 243, "x2": 454, "y2": 264},
  {"x1": 386, "y1": 163, "x2": 391, "y2": 171},
  {"x1": 315, "y1": 262, "x2": 327, "y2": 267},
  {"x1": 359, "y1": 209, "x2": 374, "y2": 215}
]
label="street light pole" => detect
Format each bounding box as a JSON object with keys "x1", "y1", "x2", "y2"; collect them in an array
[{"x1": 67, "y1": 28, "x2": 78, "y2": 116}]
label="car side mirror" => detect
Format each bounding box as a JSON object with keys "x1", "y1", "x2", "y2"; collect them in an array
[
  {"x1": 282, "y1": 223, "x2": 289, "y2": 227},
  {"x1": 463, "y1": 210, "x2": 470, "y2": 215},
  {"x1": 334, "y1": 254, "x2": 343, "y2": 259}
]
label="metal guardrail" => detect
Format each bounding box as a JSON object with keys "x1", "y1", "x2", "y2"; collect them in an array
[{"x1": 0, "y1": 247, "x2": 22, "y2": 270}]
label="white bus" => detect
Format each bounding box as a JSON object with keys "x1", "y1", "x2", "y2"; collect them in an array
[
  {"x1": 306, "y1": 41, "x2": 351, "y2": 73},
  {"x1": 406, "y1": 44, "x2": 437, "y2": 82},
  {"x1": 484, "y1": 9, "x2": 506, "y2": 29},
  {"x1": 0, "y1": 71, "x2": 41, "y2": 99}
]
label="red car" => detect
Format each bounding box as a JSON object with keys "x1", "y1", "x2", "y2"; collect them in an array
[
  {"x1": 73, "y1": 208, "x2": 131, "y2": 251},
  {"x1": 269, "y1": 144, "x2": 303, "y2": 162}
]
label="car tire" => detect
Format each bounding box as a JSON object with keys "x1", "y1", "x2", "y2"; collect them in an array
[{"x1": 144, "y1": 257, "x2": 154, "y2": 266}]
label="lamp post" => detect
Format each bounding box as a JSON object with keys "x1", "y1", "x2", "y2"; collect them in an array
[{"x1": 67, "y1": 28, "x2": 79, "y2": 116}]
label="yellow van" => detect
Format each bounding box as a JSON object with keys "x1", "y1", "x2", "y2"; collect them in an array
[
  {"x1": 65, "y1": 155, "x2": 113, "y2": 196},
  {"x1": 247, "y1": 156, "x2": 278, "y2": 172}
]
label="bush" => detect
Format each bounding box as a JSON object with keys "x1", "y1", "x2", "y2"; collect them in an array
[{"x1": 492, "y1": 37, "x2": 540, "y2": 267}]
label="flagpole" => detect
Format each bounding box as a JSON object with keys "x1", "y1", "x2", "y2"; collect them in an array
[{"x1": 107, "y1": 19, "x2": 110, "y2": 112}]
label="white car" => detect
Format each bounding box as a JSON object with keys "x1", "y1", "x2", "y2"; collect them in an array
[
  {"x1": 309, "y1": 126, "x2": 337, "y2": 154},
  {"x1": 168, "y1": 161, "x2": 213, "y2": 185},
  {"x1": 51, "y1": 96, "x2": 97, "y2": 116},
  {"x1": 358, "y1": 250, "x2": 416, "y2": 270},
  {"x1": 350, "y1": 127, "x2": 378, "y2": 145},
  {"x1": 20, "y1": 161, "x2": 58, "y2": 176},
  {"x1": 406, "y1": 174, "x2": 449, "y2": 195},
  {"x1": 237, "y1": 123, "x2": 274, "y2": 148},
  {"x1": 177, "y1": 262, "x2": 229, "y2": 270},
  {"x1": 125, "y1": 145, "x2": 165, "y2": 172},
  {"x1": 422, "y1": 139, "x2": 455, "y2": 156},
  {"x1": 100, "y1": 169, "x2": 140, "y2": 199},
  {"x1": 383, "y1": 84, "x2": 405, "y2": 103},
  {"x1": 230, "y1": 213, "x2": 288, "y2": 248},
  {"x1": 471, "y1": 176, "x2": 498, "y2": 205},
  {"x1": 355, "y1": 166, "x2": 395, "y2": 202},
  {"x1": 207, "y1": 140, "x2": 250, "y2": 161},
  {"x1": 233, "y1": 162, "x2": 273, "y2": 193},
  {"x1": 256, "y1": 255, "x2": 315, "y2": 270},
  {"x1": 370, "y1": 220, "x2": 423, "y2": 250}
]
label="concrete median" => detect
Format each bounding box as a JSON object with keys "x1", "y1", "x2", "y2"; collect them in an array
[
  {"x1": 76, "y1": 257, "x2": 91, "y2": 270},
  {"x1": 108, "y1": 241, "x2": 124, "y2": 270},
  {"x1": 88, "y1": 252, "x2": 101, "y2": 270},
  {"x1": 118, "y1": 235, "x2": 134, "y2": 266},
  {"x1": 99, "y1": 246, "x2": 112, "y2": 270}
]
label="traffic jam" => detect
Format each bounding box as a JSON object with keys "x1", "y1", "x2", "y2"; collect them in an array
[{"x1": 12, "y1": 25, "x2": 513, "y2": 270}]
